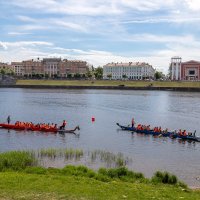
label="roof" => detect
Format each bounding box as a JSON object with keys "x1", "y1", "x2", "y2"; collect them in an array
[
  {"x1": 182, "y1": 60, "x2": 200, "y2": 65},
  {"x1": 104, "y1": 62, "x2": 151, "y2": 67}
]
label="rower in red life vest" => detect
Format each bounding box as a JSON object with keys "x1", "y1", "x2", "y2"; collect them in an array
[
  {"x1": 183, "y1": 130, "x2": 187, "y2": 136},
  {"x1": 60, "y1": 120, "x2": 67, "y2": 130}
]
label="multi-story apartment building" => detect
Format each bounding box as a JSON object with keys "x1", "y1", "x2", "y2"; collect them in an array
[
  {"x1": 11, "y1": 58, "x2": 88, "y2": 77},
  {"x1": 22, "y1": 59, "x2": 44, "y2": 76},
  {"x1": 169, "y1": 57, "x2": 200, "y2": 81},
  {"x1": 103, "y1": 62, "x2": 155, "y2": 80},
  {"x1": 11, "y1": 62, "x2": 24, "y2": 76},
  {"x1": 61, "y1": 59, "x2": 88, "y2": 77}
]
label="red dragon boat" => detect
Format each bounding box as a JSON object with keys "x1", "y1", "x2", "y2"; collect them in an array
[{"x1": 0, "y1": 123, "x2": 80, "y2": 134}]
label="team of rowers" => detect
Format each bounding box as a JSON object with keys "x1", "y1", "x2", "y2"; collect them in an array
[
  {"x1": 14, "y1": 120, "x2": 67, "y2": 130},
  {"x1": 131, "y1": 118, "x2": 194, "y2": 137},
  {"x1": 135, "y1": 124, "x2": 193, "y2": 136}
]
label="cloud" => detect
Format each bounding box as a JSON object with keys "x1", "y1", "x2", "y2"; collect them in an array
[
  {"x1": 9, "y1": 0, "x2": 123, "y2": 16},
  {"x1": 0, "y1": 41, "x2": 53, "y2": 49},
  {"x1": 0, "y1": 41, "x2": 8, "y2": 50},
  {"x1": 17, "y1": 15, "x2": 37, "y2": 22},
  {"x1": 53, "y1": 20, "x2": 87, "y2": 32},
  {"x1": 185, "y1": 0, "x2": 200, "y2": 10},
  {"x1": 8, "y1": 32, "x2": 31, "y2": 36}
]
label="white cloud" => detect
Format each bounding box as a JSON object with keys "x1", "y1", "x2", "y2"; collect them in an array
[
  {"x1": 0, "y1": 41, "x2": 53, "y2": 49},
  {"x1": 8, "y1": 32, "x2": 31, "y2": 36},
  {"x1": 185, "y1": 0, "x2": 200, "y2": 10},
  {"x1": 53, "y1": 21, "x2": 87, "y2": 32},
  {"x1": 0, "y1": 41, "x2": 8, "y2": 50},
  {"x1": 17, "y1": 15, "x2": 37, "y2": 22},
  {"x1": 10, "y1": 0, "x2": 123, "y2": 16}
]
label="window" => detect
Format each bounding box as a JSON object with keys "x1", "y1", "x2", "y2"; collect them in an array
[{"x1": 189, "y1": 70, "x2": 195, "y2": 75}]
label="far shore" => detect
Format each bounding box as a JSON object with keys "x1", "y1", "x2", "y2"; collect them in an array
[
  {"x1": 1, "y1": 79, "x2": 200, "y2": 92},
  {"x1": 0, "y1": 79, "x2": 200, "y2": 92}
]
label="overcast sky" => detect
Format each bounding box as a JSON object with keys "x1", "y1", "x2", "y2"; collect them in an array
[{"x1": 1, "y1": 0, "x2": 200, "y2": 73}]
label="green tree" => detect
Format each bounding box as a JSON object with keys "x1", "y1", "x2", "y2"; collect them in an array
[
  {"x1": 122, "y1": 74, "x2": 127, "y2": 80},
  {"x1": 0, "y1": 69, "x2": 5, "y2": 75},
  {"x1": 154, "y1": 71, "x2": 163, "y2": 80},
  {"x1": 45, "y1": 73, "x2": 49, "y2": 79},
  {"x1": 94, "y1": 67, "x2": 103, "y2": 79},
  {"x1": 107, "y1": 74, "x2": 112, "y2": 80},
  {"x1": 86, "y1": 70, "x2": 93, "y2": 79},
  {"x1": 74, "y1": 73, "x2": 81, "y2": 79},
  {"x1": 67, "y1": 73, "x2": 72, "y2": 79}
]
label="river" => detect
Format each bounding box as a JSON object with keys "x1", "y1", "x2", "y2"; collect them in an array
[{"x1": 0, "y1": 88, "x2": 200, "y2": 187}]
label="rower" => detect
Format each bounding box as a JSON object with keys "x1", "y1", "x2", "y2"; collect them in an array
[
  {"x1": 131, "y1": 118, "x2": 135, "y2": 128},
  {"x1": 7, "y1": 116, "x2": 11, "y2": 124},
  {"x1": 60, "y1": 120, "x2": 67, "y2": 130},
  {"x1": 183, "y1": 130, "x2": 187, "y2": 136}
]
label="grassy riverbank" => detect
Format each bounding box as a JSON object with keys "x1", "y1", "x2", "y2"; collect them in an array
[
  {"x1": 16, "y1": 79, "x2": 200, "y2": 88},
  {"x1": 0, "y1": 150, "x2": 199, "y2": 199}
]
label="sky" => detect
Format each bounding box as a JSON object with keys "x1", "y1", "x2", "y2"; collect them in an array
[{"x1": 1, "y1": 0, "x2": 200, "y2": 74}]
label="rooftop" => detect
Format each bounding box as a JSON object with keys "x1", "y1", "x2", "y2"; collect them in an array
[{"x1": 104, "y1": 62, "x2": 151, "y2": 67}]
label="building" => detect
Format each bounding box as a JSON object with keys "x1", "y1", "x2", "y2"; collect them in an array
[
  {"x1": 11, "y1": 58, "x2": 88, "y2": 78},
  {"x1": 103, "y1": 62, "x2": 155, "y2": 80},
  {"x1": 169, "y1": 57, "x2": 182, "y2": 80},
  {"x1": 61, "y1": 59, "x2": 88, "y2": 77},
  {"x1": 169, "y1": 57, "x2": 200, "y2": 81},
  {"x1": 181, "y1": 60, "x2": 200, "y2": 81},
  {"x1": 11, "y1": 62, "x2": 24, "y2": 76},
  {"x1": 42, "y1": 58, "x2": 61, "y2": 78}
]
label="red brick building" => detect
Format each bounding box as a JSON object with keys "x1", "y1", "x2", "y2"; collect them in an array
[{"x1": 181, "y1": 60, "x2": 200, "y2": 81}]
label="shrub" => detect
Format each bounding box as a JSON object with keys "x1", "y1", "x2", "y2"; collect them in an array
[{"x1": 152, "y1": 171, "x2": 178, "y2": 185}]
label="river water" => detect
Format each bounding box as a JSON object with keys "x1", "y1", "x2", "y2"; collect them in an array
[{"x1": 0, "y1": 88, "x2": 200, "y2": 187}]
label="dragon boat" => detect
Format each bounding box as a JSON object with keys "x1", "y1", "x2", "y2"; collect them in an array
[
  {"x1": 0, "y1": 123, "x2": 80, "y2": 134},
  {"x1": 116, "y1": 123, "x2": 200, "y2": 142}
]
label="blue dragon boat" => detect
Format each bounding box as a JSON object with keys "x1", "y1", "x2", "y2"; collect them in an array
[{"x1": 116, "y1": 123, "x2": 200, "y2": 142}]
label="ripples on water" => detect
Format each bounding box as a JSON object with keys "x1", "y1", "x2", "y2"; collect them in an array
[{"x1": 0, "y1": 88, "x2": 200, "y2": 187}]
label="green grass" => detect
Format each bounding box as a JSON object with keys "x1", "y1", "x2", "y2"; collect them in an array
[
  {"x1": 0, "y1": 151, "x2": 36, "y2": 171},
  {"x1": 0, "y1": 150, "x2": 199, "y2": 199},
  {"x1": 16, "y1": 79, "x2": 200, "y2": 88},
  {"x1": 0, "y1": 170, "x2": 199, "y2": 200}
]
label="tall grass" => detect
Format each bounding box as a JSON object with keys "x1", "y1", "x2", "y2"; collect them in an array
[
  {"x1": 0, "y1": 151, "x2": 36, "y2": 171},
  {"x1": 37, "y1": 148, "x2": 131, "y2": 168},
  {"x1": 38, "y1": 148, "x2": 83, "y2": 160},
  {"x1": 89, "y1": 150, "x2": 132, "y2": 167}
]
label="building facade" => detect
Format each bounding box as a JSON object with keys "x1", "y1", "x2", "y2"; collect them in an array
[
  {"x1": 169, "y1": 57, "x2": 200, "y2": 81},
  {"x1": 11, "y1": 62, "x2": 24, "y2": 76},
  {"x1": 181, "y1": 60, "x2": 200, "y2": 80},
  {"x1": 103, "y1": 62, "x2": 155, "y2": 80},
  {"x1": 11, "y1": 58, "x2": 88, "y2": 77},
  {"x1": 169, "y1": 57, "x2": 182, "y2": 80}
]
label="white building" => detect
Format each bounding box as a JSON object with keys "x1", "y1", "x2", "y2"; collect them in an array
[
  {"x1": 42, "y1": 58, "x2": 61, "y2": 77},
  {"x1": 103, "y1": 62, "x2": 155, "y2": 80},
  {"x1": 169, "y1": 57, "x2": 182, "y2": 80}
]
